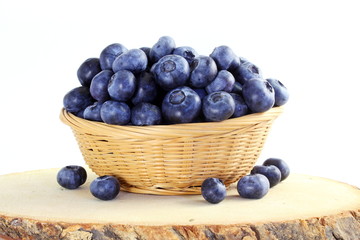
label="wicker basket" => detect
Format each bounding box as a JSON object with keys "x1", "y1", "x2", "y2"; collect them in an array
[{"x1": 60, "y1": 107, "x2": 283, "y2": 195}]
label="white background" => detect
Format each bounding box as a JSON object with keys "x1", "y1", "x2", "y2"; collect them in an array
[{"x1": 1, "y1": 0, "x2": 359, "y2": 187}]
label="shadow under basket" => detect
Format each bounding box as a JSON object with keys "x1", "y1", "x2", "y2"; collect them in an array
[{"x1": 60, "y1": 107, "x2": 283, "y2": 195}]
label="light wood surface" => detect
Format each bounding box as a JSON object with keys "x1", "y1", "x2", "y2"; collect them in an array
[{"x1": 0, "y1": 168, "x2": 359, "y2": 239}]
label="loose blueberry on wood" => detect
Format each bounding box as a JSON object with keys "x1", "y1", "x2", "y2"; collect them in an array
[
  {"x1": 237, "y1": 174, "x2": 270, "y2": 199},
  {"x1": 90, "y1": 175, "x2": 120, "y2": 201},
  {"x1": 251, "y1": 165, "x2": 282, "y2": 188},
  {"x1": 57, "y1": 165, "x2": 87, "y2": 190},
  {"x1": 263, "y1": 158, "x2": 290, "y2": 181},
  {"x1": 201, "y1": 178, "x2": 227, "y2": 204}
]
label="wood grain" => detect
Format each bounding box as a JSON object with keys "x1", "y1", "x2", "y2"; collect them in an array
[{"x1": 0, "y1": 168, "x2": 359, "y2": 239}]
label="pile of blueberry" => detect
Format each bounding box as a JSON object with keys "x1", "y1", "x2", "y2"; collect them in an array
[
  {"x1": 201, "y1": 158, "x2": 290, "y2": 203},
  {"x1": 63, "y1": 36, "x2": 289, "y2": 125}
]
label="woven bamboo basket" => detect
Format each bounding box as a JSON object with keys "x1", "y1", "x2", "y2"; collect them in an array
[{"x1": 60, "y1": 106, "x2": 283, "y2": 195}]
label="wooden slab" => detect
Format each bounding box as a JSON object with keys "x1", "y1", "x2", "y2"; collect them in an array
[{"x1": 0, "y1": 168, "x2": 359, "y2": 240}]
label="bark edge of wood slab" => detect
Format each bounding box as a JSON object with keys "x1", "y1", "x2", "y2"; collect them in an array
[{"x1": 0, "y1": 169, "x2": 359, "y2": 240}]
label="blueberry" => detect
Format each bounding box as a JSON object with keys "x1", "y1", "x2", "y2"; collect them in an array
[
  {"x1": 266, "y1": 78, "x2": 289, "y2": 106},
  {"x1": 263, "y1": 158, "x2": 290, "y2": 181},
  {"x1": 74, "y1": 110, "x2": 85, "y2": 118},
  {"x1": 90, "y1": 175, "x2": 120, "y2": 201},
  {"x1": 57, "y1": 165, "x2": 87, "y2": 190},
  {"x1": 84, "y1": 102, "x2": 103, "y2": 122},
  {"x1": 201, "y1": 178, "x2": 226, "y2": 204},
  {"x1": 230, "y1": 93, "x2": 249, "y2": 118},
  {"x1": 77, "y1": 58, "x2": 101, "y2": 87},
  {"x1": 89, "y1": 70, "x2": 113, "y2": 102},
  {"x1": 232, "y1": 61, "x2": 262, "y2": 85},
  {"x1": 151, "y1": 54, "x2": 190, "y2": 91},
  {"x1": 205, "y1": 70, "x2": 235, "y2": 94},
  {"x1": 140, "y1": 47, "x2": 151, "y2": 71},
  {"x1": 100, "y1": 100, "x2": 131, "y2": 125},
  {"x1": 251, "y1": 165, "x2": 281, "y2": 188},
  {"x1": 193, "y1": 88, "x2": 207, "y2": 100},
  {"x1": 152, "y1": 87, "x2": 168, "y2": 107},
  {"x1": 242, "y1": 78, "x2": 275, "y2": 113},
  {"x1": 202, "y1": 91, "x2": 235, "y2": 122},
  {"x1": 231, "y1": 81, "x2": 243, "y2": 95},
  {"x1": 108, "y1": 70, "x2": 136, "y2": 102},
  {"x1": 131, "y1": 102, "x2": 162, "y2": 126},
  {"x1": 189, "y1": 56, "x2": 218, "y2": 88},
  {"x1": 131, "y1": 72, "x2": 158, "y2": 105},
  {"x1": 209, "y1": 45, "x2": 240, "y2": 71},
  {"x1": 239, "y1": 56, "x2": 249, "y2": 64},
  {"x1": 162, "y1": 86, "x2": 201, "y2": 124},
  {"x1": 173, "y1": 46, "x2": 199, "y2": 65},
  {"x1": 99, "y1": 43, "x2": 128, "y2": 70},
  {"x1": 140, "y1": 47, "x2": 151, "y2": 59},
  {"x1": 149, "y1": 36, "x2": 176, "y2": 63},
  {"x1": 112, "y1": 49, "x2": 148, "y2": 74},
  {"x1": 237, "y1": 174, "x2": 270, "y2": 199},
  {"x1": 63, "y1": 86, "x2": 94, "y2": 115}
]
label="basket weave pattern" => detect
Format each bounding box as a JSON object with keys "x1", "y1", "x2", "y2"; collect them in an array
[{"x1": 60, "y1": 107, "x2": 283, "y2": 195}]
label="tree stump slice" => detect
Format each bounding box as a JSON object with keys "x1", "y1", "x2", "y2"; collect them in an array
[{"x1": 0, "y1": 169, "x2": 359, "y2": 240}]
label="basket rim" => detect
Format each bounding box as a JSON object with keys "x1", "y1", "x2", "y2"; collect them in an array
[{"x1": 60, "y1": 106, "x2": 283, "y2": 137}]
